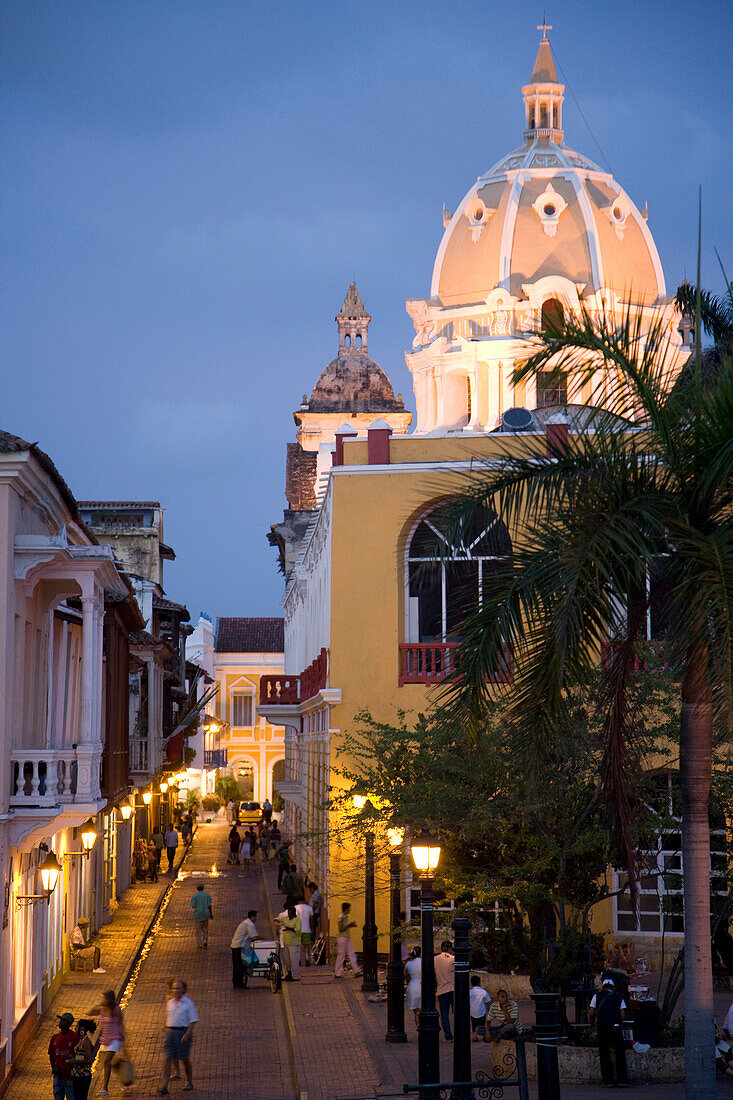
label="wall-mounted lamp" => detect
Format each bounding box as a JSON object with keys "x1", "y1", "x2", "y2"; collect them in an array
[
  {"x1": 16, "y1": 850, "x2": 62, "y2": 908},
  {"x1": 142, "y1": 791, "x2": 152, "y2": 806},
  {"x1": 64, "y1": 819, "x2": 98, "y2": 860},
  {"x1": 115, "y1": 801, "x2": 134, "y2": 825},
  {"x1": 160, "y1": 781, "x2": 168, "y2": 794}
]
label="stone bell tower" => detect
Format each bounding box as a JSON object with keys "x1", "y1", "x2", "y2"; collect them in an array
[{"x1": 337, "y1": 282, "x2": 371, "y2": 355}]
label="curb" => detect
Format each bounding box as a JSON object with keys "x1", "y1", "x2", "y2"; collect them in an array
[{"x1": 261, "y1": 864, "x2": 310, "y2": 1100}]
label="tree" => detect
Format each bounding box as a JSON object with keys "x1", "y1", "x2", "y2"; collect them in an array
[
  {"x1": 438, "y1": 296, "x2": 733, "y2": 1099},
  {"x1": 335, "y1": 665, "x2": 680, "y2": 985}
]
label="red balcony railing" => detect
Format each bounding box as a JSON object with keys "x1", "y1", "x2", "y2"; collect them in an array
[
  {"x1": 398, "y1": 642, "x2": 513, "y2": 687},
  {"x1": 259, "y1": 648, "x2": 328, "y2": 706}
]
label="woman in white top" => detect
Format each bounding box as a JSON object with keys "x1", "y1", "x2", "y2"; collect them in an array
[{"x1": 405, "y1": 947, "x2": 422, "y2": 1027}]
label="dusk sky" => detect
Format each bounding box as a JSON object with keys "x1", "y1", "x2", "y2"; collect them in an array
[{"x1": 3, "y1": 1, "x2": 731, "y2": 625}]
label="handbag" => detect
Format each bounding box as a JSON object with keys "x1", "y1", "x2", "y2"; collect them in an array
[{"x1": 113, "y1": 1056, "x2": 135, "y2": 1086}]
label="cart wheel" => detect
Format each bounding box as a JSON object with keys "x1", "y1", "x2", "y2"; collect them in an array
[{"x1": 269, "y1": 959, "x2": 281, "y2": 993}]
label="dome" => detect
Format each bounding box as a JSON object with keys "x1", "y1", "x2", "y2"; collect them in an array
[
  {"x1": 431, "y1": 36, "x2": 665, "y2": 307},
  {"x1": 309, "y1": 354, "x2": 403, "y2": 413}
]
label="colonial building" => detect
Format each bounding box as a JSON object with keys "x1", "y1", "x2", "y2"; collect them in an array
[
  {"x1": 0, "y1": 432, "x2": 142, "y2": 1080},
  {"x1": 214, "y1": 618, "x2": 286, "y2": 804},
  {"x1": 259, "y1": 33, "x2": 689, "y2": 960}
]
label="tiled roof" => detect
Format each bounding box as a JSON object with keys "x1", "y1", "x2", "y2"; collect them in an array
[
  {"x1": 78, "y1": 500, "x2": 162, "y2": 508},
  {"x1": 153, "y1": 594, "x2": 191, "y2": 622},
  {"x1": 0, "y1": 429, "x2": 92, "y2": 537},
  {"x1": 216, "y1": 617, "x2": 284, "y2": 654}
]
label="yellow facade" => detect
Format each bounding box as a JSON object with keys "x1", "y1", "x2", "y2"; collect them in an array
[{"x1": 215, "y1": 654, "x2": 286, "y2": 803}]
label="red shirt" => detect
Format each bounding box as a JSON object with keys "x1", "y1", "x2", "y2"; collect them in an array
[{"x1": 49, "y1": 1030, "x2": 79, "y2": 1079}]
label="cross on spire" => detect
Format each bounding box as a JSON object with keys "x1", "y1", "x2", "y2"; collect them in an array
[{"x1": 537, "y1": 15, "x2": 552, "y2": 39}]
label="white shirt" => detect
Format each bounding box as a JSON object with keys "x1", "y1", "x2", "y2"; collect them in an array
[
  {"x1": 295, "y1": 902, "x2": 313, "y2": 934},
  {"x1": 72, "y1": 925, "x2": 86, "y2": 947},
  {"x1": 164, "y1": 829, "x2": 178, "y2": 847},
  {"x1": 166, "y1": 994, "x2": 198, "y2": 1027},
  {"x1": 724, "y1": 1002, "x2": 733, "y2": 1036},
  {"x1": 470, "y1": 985, "x2": 491, "y2": 1017},
  {"x1": 231, "y1": 918, "x2": 258, "y2": 950}
]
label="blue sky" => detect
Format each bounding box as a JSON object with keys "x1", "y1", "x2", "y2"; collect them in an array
[{"x1": 2, "y1": 0, "x2": 731, "y2": 624}]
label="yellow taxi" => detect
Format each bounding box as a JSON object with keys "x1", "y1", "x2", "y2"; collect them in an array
[{"x1": 237, "y1": 801, "x2": 262, "y2": 824}]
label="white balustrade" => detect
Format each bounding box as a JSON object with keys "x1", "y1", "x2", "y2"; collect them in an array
[{"x1": 10, "y1": 749, "x2": 81, "y2": 808}]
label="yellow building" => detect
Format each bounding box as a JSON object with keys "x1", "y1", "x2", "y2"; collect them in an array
[
  {"x1": 215, "y1": 618, "x2": 286, "y2": 803},
  {"x1": 260, "y1": 32, "x2": 690, "y2": 961}
]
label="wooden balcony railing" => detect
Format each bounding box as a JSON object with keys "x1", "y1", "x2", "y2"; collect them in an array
[
  {"x1": 398, "y1": 642, "x2": 513, "y2": 686},
  {"x1": 259, "y1": 648, "x2": 329, "y2": 706}
]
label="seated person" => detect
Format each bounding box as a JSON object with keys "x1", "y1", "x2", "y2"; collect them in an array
[
  {"x1": 71, "y1": 923, "x2": 105, "y2": 973},
  {"x1": 716, "y1": 1026, "x2": 733, "y2": 1078},
  {"x1": 470, "y1": 975, "x2": 491, "y2": 1040},
  {"x1": 486, "y1": 988, "x2": 522, "y2": 1042}
]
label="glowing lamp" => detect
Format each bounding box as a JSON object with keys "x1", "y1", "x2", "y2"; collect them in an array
[
  {"x1": 387, "y1": 827, "x2": 405, "y2": 848},
  {"x1": 142, "y1": 791, "x2": 152, "y2": 805},
  {"x1": 120, "y1": 802, "x2": 133, "y2": 821},
  {"x1": 80, "y1": 820, "x2": 97, "y2": 853},
  {"x1": 410, "y1": 826, "x2": 441, "y2": 877},
  {"x1": 39, "y1": 851, "x2": 62, "y2": 894},
  {"x1": 160, "y1": 781, "x2": 168, "y2": 793}
]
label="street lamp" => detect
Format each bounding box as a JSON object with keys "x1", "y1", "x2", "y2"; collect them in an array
[
  {"x1": 63, "y1": 819, "x2": 98, "y2": 861},
  {"x1": 142, "y1": 790, "x2": 152, "y2": 806},
  {"x1": 410, "y1": 826, "x2": 442, "y2": 1090},
  {"x1": 17, "y1": 849, "x2": 62, "y2": 908},
  {"x1": 119, "y1": 801, "x2": 133, "y2": 822},
  {"x1": 385, "y1": 827, "x2": 407, "y2": 1044},
  {"x1": 352, "y1": 795, "x2": 378, "y2": 992}
]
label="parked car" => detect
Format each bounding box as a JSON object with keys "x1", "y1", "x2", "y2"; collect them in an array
[{"x1": 238, "y1": 800, "x2": 262, "y2": 824}]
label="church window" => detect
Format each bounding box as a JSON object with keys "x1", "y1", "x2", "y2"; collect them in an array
[
  {"x1": 541, "y1": 298, "x2": 564, "y2": 331},
  {"x1": 536, "y1": 372, "x2": 567, "y2": 408},
  {"x1": 356, "y1": 334, "x2": 362, "y2": 348},
  {"x1": 543, "y1": 202, "x2": 556, "y2": 217},
  {"x1": 406, "y1": 504, "x2": 511, "y2": 643},
  {"x1": 344, "y1": 334, "x2": 351, "y2": 347}
]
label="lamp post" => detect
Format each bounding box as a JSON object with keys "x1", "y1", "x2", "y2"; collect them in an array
[
  {"x1": 410, "y1": 826, "x2": 442, "y2": 1091},
  {"x1": 385, "y1": 828, "x2": 407, "y2": 1043},
  {"x1": 353, "y1": 797, "x2": 379, "y2": 992},
  {"x1": 451, "y1": 916, "x2": 472, "y2": 1099}
]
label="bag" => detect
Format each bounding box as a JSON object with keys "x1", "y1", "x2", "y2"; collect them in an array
[{"x1": 114, "y1": 1057, "x2": 135, "y2": 1086}]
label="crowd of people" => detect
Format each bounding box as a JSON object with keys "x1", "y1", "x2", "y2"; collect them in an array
[{"x1": 225, "y1": 817, "x2": 282, "y2": 869}]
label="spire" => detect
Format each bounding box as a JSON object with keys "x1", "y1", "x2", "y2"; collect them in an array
[
  {"x1": 336, "y1": 282, "x2": 371, "y2": 355},
  {"x1": 522, "y1": 23, "x2": 564, "y2": 143}
]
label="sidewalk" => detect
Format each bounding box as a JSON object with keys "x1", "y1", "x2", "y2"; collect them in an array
[
  {"x1": 260, "y1": 865, "x2": 698, "y2": 1100},
  {"x1": 4, "y1": 844, "x2": 188, "y2": 1099}
]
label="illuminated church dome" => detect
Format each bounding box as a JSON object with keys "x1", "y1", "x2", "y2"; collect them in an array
[{"x1": 406, "y1": 28, "x2": 684, "y2": 434}]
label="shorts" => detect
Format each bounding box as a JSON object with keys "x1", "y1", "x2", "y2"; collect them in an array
[
  {"x1": 163, "y1": 1027, "x2": 192, "y2": 1060},
  {"x1": 100, "y1": 1040, "x2": 123, "y2": 1053},
  {"x1": 301, "y1": 933, "x2": 312, "y2": 945}
]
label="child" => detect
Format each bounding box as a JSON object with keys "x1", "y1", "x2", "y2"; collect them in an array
[{"x1": 469, "y1": 975, "x2": 491, "y2": 1040}]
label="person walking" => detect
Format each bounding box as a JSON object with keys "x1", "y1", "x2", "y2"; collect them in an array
[
  {"x1": 262, "y1": 797, "x2": 273, "y2": 824},
  {"x1": 275, "y1": 905, "x2": 302, "y2": 981},
  {"x1": 190, "y1": 883, "x2": 213, "y2": 948},
  {"x1": 334, "y1": 902, "x2": 362, "y2": 978},
  {"x1": 405, "y1": 948, "x2": 422, "y2": 1028},
  {"x1": 231, "y1": 909, "x2": 259, "y2": 988},
  {"x1": 281, "y1": 863, "x2": 296, "y2": 901},
  {"x1": 589, "y1": 978, "x2": 629, "y2": 1088},
  {"x1": 70, "y1": 1018, "x2": 96, "y2": 1100},
  {"x1": 164, "y1": 824, "x2": 179, "y2": 874},
  {"x1": 228, "y1": 824, "x2": 241, "y2": 865},
  {"x1": 295, "y1": 898, "x2": 314, "y2": 966},
  {"x1": 181, "y1": 813, "x2": 192, "y2": 846},
  {"x1": 308, "y1": 882, "x2": 323, "y2": 934},
  {"x1": 434, "y1": 941, "x2": 455, "y2": 1041},
  {"x1": 147, "y1": 839, "x2": 159, "y2": 882},
  {"x1": 49, "y1": 1012, "x2": 79, "y2": 1100},
  {"x1": 152, "y1": 825, "x2": 165, "y2": 868},
  {"x1": 92, "y1": 990, "x2": 127, "y2": 1097},
  {"x1": 240, "y1": 831, "x2": 252, "y2": 871},
  {"x1": 159, "y1": 979, "x2": 197, "y2": 1095},
  {"x1": 276, "y1": 844, "x2": 290, "y2": 889}
]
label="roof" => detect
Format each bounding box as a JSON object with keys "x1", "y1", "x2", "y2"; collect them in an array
[
  {"x1": 337, "y1": 282, "x2": 369, "y2": 319},
  {"x1": 129, "y1": 629, "x2": 173, "y2": 652},
  {"x1": 530, "y1": 37, "x2": 559, "y2": 84},
  {"x1": 309, "y1": 355, "x2": 404, "y2": 413},
  {"x1": 216, "y1": 617, "x2": 285, "y2": 653},
  {"x1": 153, "y1": 594, "x2": 191, "y2": 622},
  {"x1": 0, "y1": 430, "x2": 93, "y2": 537},
  {"x1": 78, "y1": 500, "x2": 162, "y2": 509}
]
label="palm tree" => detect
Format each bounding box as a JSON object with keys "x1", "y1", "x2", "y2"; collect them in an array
[{"x1": 440, "y1": 298, "x2": 733, "y2": 1100}]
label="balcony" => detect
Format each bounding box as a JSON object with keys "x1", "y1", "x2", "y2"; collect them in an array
[
  {"x1": 203, "y1": 749, "x2": 228, "y2": 768},
  {"x1": 398, "y1": 642, "x2": 513, "y2": 686},
  {"x1": 10, "y1": 749, "x2": 78, "y2": 809},
  {"x1": 129, "y1": 738, "x2": 150, "y2": 774},
  {"x1": 260, "y1": 648, "x2": 328, "y2": 706}
]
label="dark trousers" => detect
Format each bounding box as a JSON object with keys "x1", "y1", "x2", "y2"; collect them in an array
[
  {"x1": 167, "y1": 845, "x2": 177, "y2": 870},
  {"x1": 438, "y1": 991, "x2": 454, "y2": 1040},
  {"x1": 278, "y1": 863, "x2": 288, "y2": 888},
  {"x1": 598, "y1": 1022, "x2": 628, "y2": 1084},
  {"x1": 232, "y1": 947, "x2": 245, "y2": 988}
]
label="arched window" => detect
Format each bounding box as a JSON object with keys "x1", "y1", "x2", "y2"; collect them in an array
[
  {"x1": 345, "y1": 334, "x2": 351, "y2": 348},
  {"x1": 541, "y1": 298, "x2": 564, "y2": 331},
  {"x1": 407, "y1": 504, "x2": 512, "y2": 642},
  {"x1": 356, "y1": 333, "x2": 362, "y2": 348}
]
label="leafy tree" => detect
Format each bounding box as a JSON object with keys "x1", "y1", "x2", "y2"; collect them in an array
[
  {"x1": 214, "y1": 775, "x2": 240, "y2": 805},
  {"x1": 438, "y1": 290, "x2": 733, "y2": 1098},
  {"x1": 335, "y1": 664, "x2": 679, "y2": 985}
]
